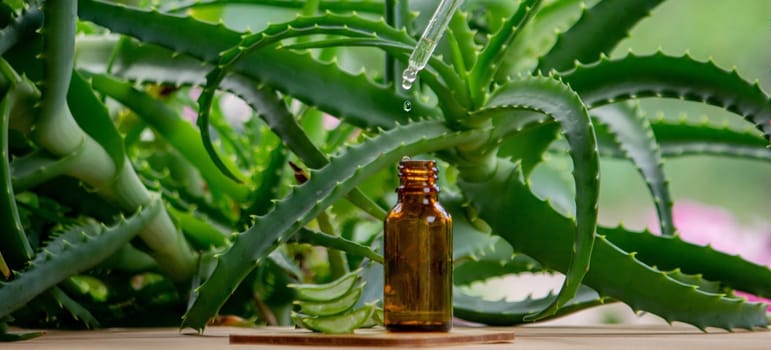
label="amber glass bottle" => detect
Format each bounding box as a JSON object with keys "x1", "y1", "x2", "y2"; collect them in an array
[{"x1": 384, "y1": 158, "x2": 453, "y2": 332}]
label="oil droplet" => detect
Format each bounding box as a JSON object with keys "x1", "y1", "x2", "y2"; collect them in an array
[
  {"x1": 401, "y1": 79, "x2": 413, "y2": 91},
  {"x1": 403, "y1": 100, "x2": 412, "y2": 112},
  {"x1": 401, "y1": 65, "x2": 418, "y2": 90}
]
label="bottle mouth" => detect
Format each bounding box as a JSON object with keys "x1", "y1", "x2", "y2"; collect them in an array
[
  {"x1": 398, "y1": 160, "x2": 437, "y2": 174},
  {"x1": 397, "y1": 159, "x2": 439, "y2": 193},
  {"x1": 399, "y1": 159, "x2": 435, "y2": 167}
]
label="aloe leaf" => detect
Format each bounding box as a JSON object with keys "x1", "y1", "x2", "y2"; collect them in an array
[
  {"x1": 281, "y1": 37, "x2": 406, "y2": 51},
  {"x1": 324, "y1": 123, "x2": 357, "y2": 153},
  {"x1": 563, "y1": 53, "x2": 771, "y2": 141},
  {"x1": 384, "y1": 0, "x2": 410, "y2": 88},
  {"x1": 35, "y1": 1, "x2": 81, "y2": 157},
  {"x1": 48, "y1": 286, "x2": 99, "y2": 328},
  {"x1": 600, "y1": 226, "x2": 771, "y2": 299},
  {"x1": 12, "y1": 7, "x2": 125, "y2": 179},
  {"x1": 208, "y1": 98, "x2": 252, "y2": 170},
  {"x1": 140, "y1": 165, "x2": 235, "y2": 227},
  {"x1": 280, "y1": 35, "x2": 469, "y2": 115},
  {"x1": 377, "y1": 52, "x2": 467, "y2": 119},
  {"x1": 315, "y1": 210, "x2": 350, "y2": 279},
  {"x1": 0, "y1": 330, "x2": 44, "y2": 342},
  {"x1": 10, "y1": 147, "x2": 84, "y2": 192},
  {"x1": 500, "y1": 0, "x2": 599, "y2": 76},
  {"x1": 447, "y1": 192, "x2": 539, "y2": 272},
  {"x1": 163, "y1": 145, "x2": 208, "y2": 198},
  {"x1": 592, "y1": 103, "x2": 674, "y2": 236},
  {"x1": 76, "y1": 34, "x2": 459, "y2": 132},
  {"x1": 0, "y1": 87, "x2": 32, "y2": 268},
  {"x1": 166, "y1": 205, "x2": 228, "y2": 250},
  {"x1": 537, "y1": 0, "x2": 665, "y2": 72},
  {"x1": 467, "y1": 101, "x2": 555, "y2": 177},
  {"x1": 0, "y1": 200, "x2": 162, "y2": 318},
  {"x1": 222, "y1": 78, "x2": 327, "y2": 168},
  {"x1": 454, "y1": 253, "x2": 544, "y2": 286},
  {"x1": 497, "y1": 122, "x2": 559, "y2": 176},
  {"x1": 650, "y1": 119, "x2": 771, "y2": 161},
  {"x1": 454, "y1": 285, "x2": 607, "y2": 325},
  {"x1": 67, "y1": 70, "x2": 125, "y2": 174},
  {"x1": 239, "y1": 140, "x2": 286, "y2": 222},
  {"x1": 281, "y1": 37, "x2": 463, "y2": 113},
  {"x1": 446, "y1": 10, "x2": 477, "y2": 77},
  {"x1": 564, "y1": 118, "x2": 771, "y2": 162},
  {"x1": 86, "y1": 73, "x2": 248, "y2": 201},
  {"x1": 459, "y1": 159, "x2": 768, "y2": 330},
  {"x1": 468, "y1": 0, "x2": 541, "y2": 103},
  {"x1": 665, "y1": 269, "x2": 724, "y2": 295},
  {"x1": 196, "y1": 110, "x2": 240, "y2": 181},
  {"x1": 470, "y1": 94, "x2": 580, "y2": 179},
  {"x1": 481, "y1": 75, "x2": 599, "y2": 320},
  {"x1": 382, "y1": 0, "x2": 412, "y2": 92},
  {"x1": 221, "y1": 76, "x2": 387, "y2": 220},
  {"x1": 98, "y1": 243, "x2": 157, "y2": 272},
  {"x1": 0, "y1": 7, "x2": 41, "y2": 55},
  {"x1": 267, "y1": 248, "x2": 304, "y2": 281},
  {"x1": 294, "y1": 227, "x2": 383, "y2": 264},
  {"x1": 163, "y1": 0, "x2": 384, "y2": 14},
  {"x1": 2, "y1": 64, "x2": 123, "y2": 186},
  {"x1": 457, "y1": 0, "x2": 519, "y2": 33},
  {"x1": 181, "y1": 120, "x2": 485, "y2": 332},
  {"x1": 195, "y1": 12, "x2": 447, "y2": 175},
  {"x1": 443, "y1": 195, "x2": 510, "y2": 263},
  {"x1": 78, "y1": 0, "x2": 438, "y2": 129}
]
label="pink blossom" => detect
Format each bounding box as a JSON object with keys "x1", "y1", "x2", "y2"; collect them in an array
[
  {"x1": 189, "y1": 86, "x2": 202, "y2": 99},
  {"x1": 322, "y1": 113, "x2": 341, "y2": 129},
  {"x1": 183, "y1": 87, "x2": 202, "y2": 123},
  {"x1": 183, "y1": 106, "x2": 197, "y2": 123}
]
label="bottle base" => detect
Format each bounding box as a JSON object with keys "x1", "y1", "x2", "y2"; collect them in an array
[{"x1": 385, "y1": 323, "x2": 452, "y2": 332}]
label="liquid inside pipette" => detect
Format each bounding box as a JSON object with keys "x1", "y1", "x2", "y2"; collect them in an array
[{"x1": 401, "y1": 0, "x2": 463, "y2": 90}]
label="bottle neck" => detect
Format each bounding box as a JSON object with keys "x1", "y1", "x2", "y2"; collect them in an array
[
  {"x1": 398, "y1": 192, "x2": 438, "y2": 203},
  {"x1": 396, "y1": 159, "x2": 439, "y2": 202}
]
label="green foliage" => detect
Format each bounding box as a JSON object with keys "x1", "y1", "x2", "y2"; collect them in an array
[
  {"x1": 0, "y1": 201, "x2": 162, "y2": 318},
  {"x1": 0, "y1": 0, "x2": 768, "y2": 339}
]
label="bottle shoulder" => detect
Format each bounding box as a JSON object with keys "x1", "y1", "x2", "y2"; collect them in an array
[{"x1": 386, "y1": 201, "x2": 452, "y2": 221}]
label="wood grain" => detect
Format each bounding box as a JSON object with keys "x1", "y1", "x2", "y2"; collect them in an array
[{"x1": 229, "y1": 327, "x2": 515, "y2": 347}]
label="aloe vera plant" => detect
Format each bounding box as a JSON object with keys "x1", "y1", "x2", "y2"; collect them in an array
[{"x1": 0, "y1": 0, "x2": 769, "y2": 338}]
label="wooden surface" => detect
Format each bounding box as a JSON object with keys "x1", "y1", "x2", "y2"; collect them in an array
[
  {"x1": 230, "y1": 327, "x2": 514, "y2": 347},
  {"x1": 4, "y1": 325, "x2": 770, "y2": 349}
]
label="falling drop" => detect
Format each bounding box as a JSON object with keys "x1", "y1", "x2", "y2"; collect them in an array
[{"x1": 403, "y1": 100, "x2": 412, "y2": 112}]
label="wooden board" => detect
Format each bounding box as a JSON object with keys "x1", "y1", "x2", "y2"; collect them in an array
[
  {"x1": 229, "y1": 327, "x2": 515, "y2": 347},
  {"x1": 5, "y1": 325, "x2": 770, "y2": 350}
]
